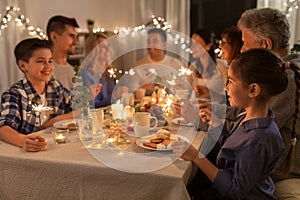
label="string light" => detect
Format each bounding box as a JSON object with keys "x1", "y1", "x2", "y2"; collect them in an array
[
  {"x1": 1, "y1": 6, "x2": 190, "y2": 53},
  {"x1": 92, "y1": 15, "x2": 191, "y2": 52},
  {"x1": 0, "y1": 6, "x2": 47, "y2": 38},
  {"x1": 284, "y1": 0, "x2": 299, "y2": 17},
  {"x1": 1, "y1": 6, "x2": 191, "y2": 81},
  {"x1": 93, "y1": 15, "x2": 171, "y2": 35}
]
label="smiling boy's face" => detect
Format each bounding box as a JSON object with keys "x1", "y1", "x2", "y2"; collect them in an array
[{"x1": 19, "y1": 48, "x2": 54, "y2": 83}]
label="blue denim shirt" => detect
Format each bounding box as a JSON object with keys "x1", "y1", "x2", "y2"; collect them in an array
[
  {"x1": 213, "y1": 111, "x2": 285, "y2": 199},
  {"x1": 81, "y1": 68, "x2": 116, "y2": 108}
]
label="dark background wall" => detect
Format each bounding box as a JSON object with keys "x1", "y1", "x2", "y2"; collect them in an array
[{"x1": 190, "y1": 0, "x2": 257, "y2": 38}]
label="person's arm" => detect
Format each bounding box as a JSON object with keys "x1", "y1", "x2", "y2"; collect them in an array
[
  {"x1": 171, "y1": 138, "x2": 271, "y2": 199},
  {"x1": 88, "y1": 83, "x2": 102, "y2": 99},
  {"x1": 40, "y1": 110, "x2": 79, "y2": 129},
  {"x1": 171, "y1": 138, "x2": 218, "y2": 182},
  {"x1": 0, "y1": 88, "x2": 46, "y2": 151},
  {"x1": 0, "y1": 125, "x2": 46, "y2": 152},
  {"x1": 172, "y1": 99, "x2": 199, "y2": 123}
]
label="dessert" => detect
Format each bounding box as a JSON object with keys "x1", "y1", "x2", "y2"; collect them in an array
[
  {"x1": 156, "y1": 129, "x2": 170, "y2": 139},
  {"x1": 109, "y1": 122, "x2": 126, "y2": 135},
  {"x1": 143, "y1": 142, "x2": 157, "y2": 149},
  {"x1": 141, "y1": 129, "x2": 173, "y2": 150},
  {"x1": 67, "y1": 122, "x2": 76, "y2": 129}
]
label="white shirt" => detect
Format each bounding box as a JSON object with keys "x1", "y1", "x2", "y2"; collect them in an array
[
  {"x1": 53, "y1": 62, "x2": 75, "y2": 91},
  {"x1": 125, "y1": 55, "x2": 185, "y2": 93},
  {"x1": 136, "y1": 55, "x2": 184, "y2": 71}
]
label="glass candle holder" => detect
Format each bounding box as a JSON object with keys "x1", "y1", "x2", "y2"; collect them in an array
[{"x1": 52, "y1": 126, "x2": 69, "y2": 144}]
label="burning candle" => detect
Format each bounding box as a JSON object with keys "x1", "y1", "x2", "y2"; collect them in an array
[
  {"x1": 111, "y1": 100, "x2": 124, "y2": 120},
  {"x1": 52, "y1": 127, "x2": 69, "y2": 144},
  {"x1": 55, "y1": 134, "x2": 66, "y2": 144}
]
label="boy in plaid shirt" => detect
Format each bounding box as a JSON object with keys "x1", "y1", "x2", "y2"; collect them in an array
[{"x1": 0, "y1": 38, "x2": 75, "y2": 152}]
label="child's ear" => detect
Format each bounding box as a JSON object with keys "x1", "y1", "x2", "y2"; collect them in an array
[
  {"x1": 18, "y1": 60, "x2": 27, "y2": 73},
  {"x1": 248, "y1": 83, "x2": 261, "y2": 98}
]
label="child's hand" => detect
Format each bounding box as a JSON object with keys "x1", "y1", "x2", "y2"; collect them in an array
[
  {"x1": 171, "y1": 137, "x2": 198, "y2": 161},
  {"x1": 22, "y1": 132, "x2": 47, "y2": 152}
]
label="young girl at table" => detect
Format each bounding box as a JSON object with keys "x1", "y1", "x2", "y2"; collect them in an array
[
  {"x1": 171, "y1": 48, "x2": 288, "y2": 199},
  {"x1": 0, "y1": 38, "x2": 75, "y2": 152}
]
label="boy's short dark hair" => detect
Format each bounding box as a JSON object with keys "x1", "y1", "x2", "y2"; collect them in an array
[
  {"x1": 148, "y1": 28, "x2": 167, "y2": 42},
  {"x1": 46, "y1": 15, "x2": 79, "y2": 42},
  {"x1": 14, "y1": 38, "x2": 50, "y2": 64}
]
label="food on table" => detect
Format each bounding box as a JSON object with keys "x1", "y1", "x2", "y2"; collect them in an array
[
  {"x1": 150, "y1": 139, "x2": 164, "y2": 144},
  {"x1": 156, "y1": 129, "x2": 170, "y2": 139},
  {"x1": 162, "y1": 139, "x2": 172, "y2": 146},
  {"x1": 67, "y1": 122, "x2": 77, "y2": 129},
  {"x1": 142, "y1": 129, "x2": 174, "y2": 150},
  {"x1": 126, "y1": 124, "x2": 134, "y2": 131},
  {"x1": 109, "y1": 122, "x2": 126, "y2": 135},
  {"x1": 143, "y1": 142, "x2": 157, "y2": 148}
]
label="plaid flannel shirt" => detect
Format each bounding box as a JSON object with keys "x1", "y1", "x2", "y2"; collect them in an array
[{"x1": 0, "y1": 77, "x2": 72, "y2": 134}]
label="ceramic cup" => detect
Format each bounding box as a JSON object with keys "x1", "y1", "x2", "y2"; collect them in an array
[{"x1": 132, "y1": 112, "x2": 157, "y2": 137}]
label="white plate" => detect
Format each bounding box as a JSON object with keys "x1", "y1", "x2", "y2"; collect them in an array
[
  {"x1": 136, "y1": 134, "x2": 188, "y2": 151},
  {"x1": 171, "y1": 117, "x2": 194, "y2": 127},
  {"x1": 53, "y1": 119, "x2": 77, "y2": 130}
]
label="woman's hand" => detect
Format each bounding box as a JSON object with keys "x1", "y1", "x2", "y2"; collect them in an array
[
  {"x1": 21, "y1": 132, "x2": 47, "y2": 152},
  {"x1": 172, "y1": 99, "x2": 198, "y2": 123},
  {"x1": 199, "y1": 102, "x2": 224, "y2": 127},
  {"x1": 194, "y1": 85, "x2": 210, "y2": 99},
  {"x1": 199, "y1": 102, "x2": 212, "y2": 123},
  {"x1": 88, "y1": 83, "x2": 102, "y2": 99}
]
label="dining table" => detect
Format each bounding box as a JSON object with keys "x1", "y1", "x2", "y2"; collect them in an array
[{"x1": 0, "y1": 119, "x2": 206, "y2": 200}]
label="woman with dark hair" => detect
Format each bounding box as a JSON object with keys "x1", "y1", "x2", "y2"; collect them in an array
[
  {"x1": 188, "y1": 29, "x2": 227, "y2": 103},
  {"x1": 219, "y1": 26, "x2": 243, "y2": 65}
]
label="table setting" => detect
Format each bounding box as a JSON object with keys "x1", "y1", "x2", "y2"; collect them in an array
[{"x1": 0, "y1": 86, "x2": 208, "y2": 200}]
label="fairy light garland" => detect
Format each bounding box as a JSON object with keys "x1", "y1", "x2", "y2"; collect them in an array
[
  {"x1": 2, "y1": 2, "x2": 300, "y2": 38},
  {"x1": 1, "y1": 6, "x2": 192, "y2": 83},
  {"x1": 92, "y1": 15, "x2": 192, "y2": 54},
  {"x1": 284, "y1": 0, "x2": 299, "y2": 17},
  {"x1": 0, "y1": 6, "x2": 47, "y2": 38},
  {"x1": 92, "y1": 15, "x2": 171, "y2": 35},
  {"x1": 0, "y1": 6, "x2": 190, "y2": 54}
]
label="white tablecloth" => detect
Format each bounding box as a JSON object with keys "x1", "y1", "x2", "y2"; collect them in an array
[{"x1": 0, "y1": 126, "x2": 205, "y2": 200}]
